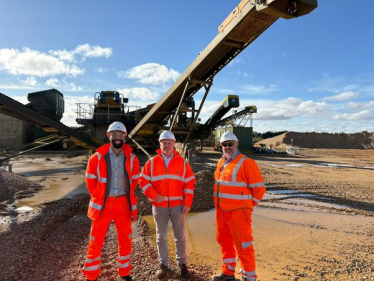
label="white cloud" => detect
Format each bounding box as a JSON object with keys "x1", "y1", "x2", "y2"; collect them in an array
[
  {"x1": 119, "y1": 63, "x2": 180, "y2": 85},
  {"x1": 323, "y1": 91, "x2": 361, "y2": 101},
  {"x1": 22, "y1": 77, "x2": 38, "y2": 86},
  {"x1": 118, "y1": 87, "x2": 159, "y2": 101},
  {"x1": 49, "y1": 44, "x2": 112, "y2": 62},
  {"x1": 73, "y1": 44, "x2": 112, "y2": 59},
  {"x1": 228, "y1": 58, "x2": 244, "y2": 67},
  {"x1": 0, "y1": 47, "x2": 84, "y2": 77},
  {"x1": 67, "y1": 82, "x2": 83, "y2": 92},
  {"x1": 95, "y1": 67, "x2": 107, "y2": 73},
  {"x1": 0, "y1": 44, "x2": 112, "y2": 78},
  {"x1": 46, "y1": 78, "x2": 59, "y2": 87},
  {"x1": 347, "y1": 101, "x2": 374, "y2": 110},
  {"x1": 247, "y1": 97, "x2": 329, "y2": 120},
  {"x1": 333, "y1": 110, "x2": 374, "y2": 121},
  {"x1": 239, "y1": 84, "x2": 279, "y2": 95}
]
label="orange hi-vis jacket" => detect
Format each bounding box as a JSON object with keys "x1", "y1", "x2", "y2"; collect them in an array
[
  {"x1": 85, "y1": 143, "x2": 140, "y2": 220},
  {"x1": 139, "y1": 149, "x2": 195, "y2": 208},
  {"x1": 214, "y1": 153, "x2": 265, "y2": 211}
]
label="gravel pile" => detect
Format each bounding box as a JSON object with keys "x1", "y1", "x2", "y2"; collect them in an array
[
  {"x1": 0, "y1": 169, "x2": 43, "y2": 203},
  {"x1": 135, "y1": 170, "x2": 215, "y2": 216}
]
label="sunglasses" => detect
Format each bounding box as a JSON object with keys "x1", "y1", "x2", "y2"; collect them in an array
[{"x1": 221, "y1": 142, "x2": 234, "y2": 147}]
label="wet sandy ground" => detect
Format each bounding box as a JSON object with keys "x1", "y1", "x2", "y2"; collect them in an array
[{"x1": 0, "y1": 149, "x2": 373, "y2": 280}]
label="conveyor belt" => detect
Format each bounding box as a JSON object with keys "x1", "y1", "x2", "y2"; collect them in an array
[
  {"x1": 0, "y1": 93, "x2": 102, "y2": 150},
  {"x1": 129, "y1": 0, "x2": 317, "y2": 140}
]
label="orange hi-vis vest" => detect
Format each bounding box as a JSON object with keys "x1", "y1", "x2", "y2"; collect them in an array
[
  {"x1": 214, "y1": 153, "x2": 266, "y2": 211},
  {"x1": 85, "y1": 143, "x2": 140, "y2": 220},
  {"x1": 139, "y1": 149, "x2": 195, "y2": 208}
]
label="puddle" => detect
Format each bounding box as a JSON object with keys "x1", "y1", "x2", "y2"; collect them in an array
[{"x1": 15, "y1": 206, "x2": 33, "y2": 212}]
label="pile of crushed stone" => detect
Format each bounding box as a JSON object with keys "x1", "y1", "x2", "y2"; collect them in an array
[
  {"x1": 135, "y1": 170, "x2": 215, "y2": 215},
  {"x1": 0, "y1": 169, "x2": 43, "y2": 203}
]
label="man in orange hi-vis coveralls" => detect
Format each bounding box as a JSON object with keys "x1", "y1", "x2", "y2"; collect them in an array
[
  {"x1": 139, "y1": 130, "x2": 195, "y2": 279},
  {"x1": 212, "y1": 132, "x2": 266, "y2": 281},
  {"x1": 82, "y1": 121, "x2": 140, "y2": 281}
]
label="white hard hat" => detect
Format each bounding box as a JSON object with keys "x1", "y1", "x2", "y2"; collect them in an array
[
  {"x1": 159, "y1": 131, "x2": 176, "y2": 141},
  {"x1": 107, "y1": 121, "x2": 127, "y2": 133},
  {"x1": 220, "y1": 132, "x2": 238, "y2": 143}
]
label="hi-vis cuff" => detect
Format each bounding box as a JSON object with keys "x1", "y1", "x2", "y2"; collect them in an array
[
  {"x1": 240, "y1": 268, "x2": 257, "y2": 279},
  {"x1": 116, "y1": 261, "x2": 130, "y2": 268},
  {"x1": 89, "y1": 201, "x2": 103, "y2": 211},
  {"x1": 119, "y1": 254, "x2": 131, "y2": 261},
  {"x1": 83, "y1": 255, "x2": 101, "y2": 271}
]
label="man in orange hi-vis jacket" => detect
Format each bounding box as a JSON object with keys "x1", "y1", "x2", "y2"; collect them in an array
[
  {"x1": 139, "y1": 130, "x2": 195, "y2": 279},
  {"x1": 212, "y1": 132, "x2": 266, "y2": 281},
  {"x1": 82, "y1": 121, "x2": 140, "y2": 281}
]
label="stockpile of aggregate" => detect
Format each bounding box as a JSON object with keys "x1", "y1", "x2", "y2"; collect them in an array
[
  {"x1": 0, "y1": 169, "x2": 43, "y2": 203},
  {"x1": 135, "y1": 170, "x2": 215, "y2": 215}
]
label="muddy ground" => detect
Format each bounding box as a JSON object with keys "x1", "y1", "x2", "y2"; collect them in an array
[{"x1": 0, "y1": 149, "x2": 373, "y2": 281}]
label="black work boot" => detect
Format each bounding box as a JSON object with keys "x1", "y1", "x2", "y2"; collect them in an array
[
  {"x1": 156, "y1": 263, "x2": 168, "y2": 279},
  {"x1": 179, "y1": 264, "x2": 189, "y2": 278},
  {"x1": 212, "y1": 273, "x2": 236, "y2": 281},
  {"x1": 119, "y1": 276, "x2": 133, "y2": 281}
]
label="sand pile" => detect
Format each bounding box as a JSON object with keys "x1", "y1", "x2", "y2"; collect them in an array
[
  {"x1": 135, "y1": 170, "x2": 215, "y2": 215},
  {"x1": 256, "y1": 131, "x2": 374, "y2": 150}
]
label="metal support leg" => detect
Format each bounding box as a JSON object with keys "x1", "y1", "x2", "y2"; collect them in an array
[{"x1": 182, "y1": 79, "x2": 213, "y2": 152}]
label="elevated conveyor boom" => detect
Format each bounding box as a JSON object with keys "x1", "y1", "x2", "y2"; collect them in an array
[
  {"x1": 129, "y1": 0, "x2": 317, "y2": 140},
  {"x1": 0, "y1": 93, "x2": 102, "y2": 150}
]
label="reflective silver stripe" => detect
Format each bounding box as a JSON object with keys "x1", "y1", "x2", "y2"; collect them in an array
[
  {"x1": 242, "y1": 241, "x2": 252, "y2": 249},
  {"x1": 248, "y1": 182, "x2": 265, "y2": 188},
  {"x1": 89, "y1": 201, "x2": 103, "y2": 211},
  {"x1": 223, "y1": 258, "x2": 236, "y2": 263},
  {"x1": 184, "y1": 175, "x2": 195, "y2": 183},
  {"x1": 169, "y1": 196, "x2": 184, "y2": 201},
  {"x1": 132, "y1": 204, "x2": 137, "y2": 211},
  {"x1": 119, "y1": 254, "x2": 131, "y2": 261},
  {"x1": 152, "y1": 174, "x2": 183, "y2": 181},
  {"x1": 184, "y1": 189, "x2": 194, "y2": 194},
  {"x1": 130, "y1": 153, "x2": 134, "y2": 173},
  {"x1": 90, "y1": 235, "x2": 95, "y2": 241},
  {"x1": 247, "y1": 278, "x2": 257, "y2": 281},
  {"x1": 83, "y1": 265, "x2": 100, "y2": 271},
  {"x1": 98, "y1": 177, "x2": 107, "y2": 183},
  {"x1": 227, "y1": 264, "x2": 235, "y2": 271},
  {"x1": 232, "y1": 155, "x2": 247, "y2": 182},
  {"x1": 213, "y1": 192, "x2": 252, "y2": 200},
  {"x1": 240, "y1": 268, "x2": 256, "y2": 278},
  {"x1": 132, "y1": 174, "x2": 139, "y2": 179},
  {"x1": 215, "y1": 180, "x2": 247, "y2": 187},
  {"x1": 142, "y1": 183, "x2": 152, "y2": 193},
  {"x1": 86, "y1": 256, "x2": 100, "y2": 263},
  {"x1": 253, "y1": 197, "x2": 260, "y2": 203},
  {"x1": 140, "y1": 174, "x2": 151, "y2": 180},
  {"x1": 117, "y1": 261, "x2": 130, "y2": 268},
  {"x1": 86, "y1": 173, "x2": 96, "y2": 179}
]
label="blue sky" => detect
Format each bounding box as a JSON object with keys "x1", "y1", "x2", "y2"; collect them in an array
[{"x1": 0, "y1": 1, "x2": 373, "y2": 133}]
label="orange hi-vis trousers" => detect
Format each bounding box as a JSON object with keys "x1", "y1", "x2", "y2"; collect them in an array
[
  {"x1": 82, "y1": 196, "x2": 132, "y2": 280},
  {"x1": 216, "y1": 207, "x2": 257, "y2": 281}
]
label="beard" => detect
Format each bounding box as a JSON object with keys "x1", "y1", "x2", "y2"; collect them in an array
[{"x1": 111, "y1": 139, "x2": 124, "y2": 149}]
